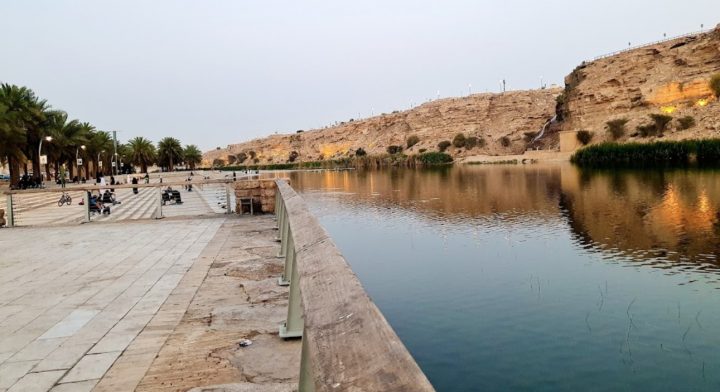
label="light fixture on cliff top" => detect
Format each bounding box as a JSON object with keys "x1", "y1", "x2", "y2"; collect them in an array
[{"x1": 696, "y1": 98, "x2": 709, "y2": 107}]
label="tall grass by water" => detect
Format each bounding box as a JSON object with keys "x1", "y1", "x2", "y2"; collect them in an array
[
  {"x1": 571, "y1": 139, "x2": 720, "y2": 167},
  {"x1": 215, "y1": 152, "x2": 453, "y2": 171}
]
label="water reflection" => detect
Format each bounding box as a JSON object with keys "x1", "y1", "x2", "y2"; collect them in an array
[
  {"x1": 288, "y1": 165, "x2": 720, "y2": 274},
  {"x1": 283, "y1": 165, "x2": 720, "y2": 391}
]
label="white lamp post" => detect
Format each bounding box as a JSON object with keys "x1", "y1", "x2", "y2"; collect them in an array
[{"x1": 38, "y1": 136, "x2": 52, "y2": 181}]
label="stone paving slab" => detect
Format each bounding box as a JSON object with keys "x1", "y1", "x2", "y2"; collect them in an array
[
  {"x1": 115, "y1": 216, "x2": 301, "y2": 392},
  {"x1": 0, "y1": 217, "x2": 225, "y2": 391}
]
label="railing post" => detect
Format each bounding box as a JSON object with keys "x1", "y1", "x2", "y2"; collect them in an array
[
  {"x1": 6, "y1": 194, "x2": 14, "y2": 228},
  {"x1": 83, "y1": 191, "x2": 90, "y2": 223},
  {"x1": 279, "y1": 243, "x2": 303, "y2": 338},
  {"x1": 277, "y1": 213, "x2": 289, "y2": 258},
  {"x1": 225, "y1": 183, "x2": 232, "y2": 214},
  {"x1": 278, "y1": 235, "x2": 293, "y2": 286},
  {"x1": 273, "y1": 193, "x2": 280, "y2": 222},
  {"x1": 298, "y1": 328, "x2": 315, "y2": 392},
  {"x1": 155, "y1": 186, "x2": 163, "y2": 219},
  {"x1": 275, "y1": 199, "x2": 285, "y2": 239}
]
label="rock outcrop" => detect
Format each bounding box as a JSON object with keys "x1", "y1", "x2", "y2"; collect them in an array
[
  {"x1": 205, "y1": 24, "x2": 720, "y2": 164},
  {"x1": 203, "y1": 89, "x2": 560, "y2": 165},
  {"x1": 559, "y1": 24, "x2": 720, "y2": 141}
]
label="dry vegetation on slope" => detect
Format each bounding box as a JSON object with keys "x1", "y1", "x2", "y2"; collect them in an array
[
  {"x1": 559, "y1": 24, "x2": 720, "y2": 143},
  {"x1": 203, "y1": 89, "x2": 560, "y2": 166}
]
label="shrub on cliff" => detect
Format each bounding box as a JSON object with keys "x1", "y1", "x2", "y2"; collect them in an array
[
  {"x1": 637, "y1": 124, "x2": 656, "y2": 137},
  {"x1": 419, "y1": 148, "x2": 427, "y2": 153},
  {"x1": 236, "y1": 152, "x2": 248, "y2": 163},
  {"x1": 438, "y1": 140, "x2": 451, "y2": 152},
  {"x1": 710, "y1": 74, "x2": 720, "y2": 98},
  {"x1": 500, "y1": 136, "x2": 511, "y2": 147},
  {"x1": 355, "y1": 148, "x2": 367, "y2": 156},
  {"x1": 386, "y1": 145, "x2": 404, "y2": 155},
  {"x1": 465, "y1": 136, "x2": 479, "y2": 149},
  {"x1": 605, "y1": 119, "x2": 629, "y2": 140},
  {"x1": 523, "y1": 132, "x2": 537, "y2": 143},
  {"x1": 288, "y1": 151, "x2": 299, "y2": 162},
  {"x1": 452, "y1": 133, "x2": 467, "y2": 148},
  {"x1": 650, "y1": 114, "x2": 673, "y2": 134},
  {"x1": 212, "y1": 158, "x2": 225, "y2": 167},
  {"x1": 576, "y1": 130, "x2": 594, "y2": 145},
  {"x1": 406, "y1": 135, "x2": 420, "y2": 149},
  {"x1": 677, "y1": 116, "x2": 696, "y2": 130},
  {"x1": 248, "y1": 150, "x2": 257, "y2": 159},
  {"x1": 417, "y1": 152, "x2": 453, "y2": 165},
  {"x1": 227, "y1": 155, "x2": 237, "y2": 165}
]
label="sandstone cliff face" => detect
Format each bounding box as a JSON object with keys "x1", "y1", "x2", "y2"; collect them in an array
[
  {"x1": 205, "y1": 24, "x2": 720, "y2": 165},
  {"x1": 560, "y1": 25, "x2": 720, "y2": 141},
  {"x1": 203, "y1": 89, "x2": 560, "y2": 165}
]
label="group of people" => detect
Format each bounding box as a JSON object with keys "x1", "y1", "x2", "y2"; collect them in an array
[{"x1": 85, "y1": 189, "x2": 119, "y2": 215}]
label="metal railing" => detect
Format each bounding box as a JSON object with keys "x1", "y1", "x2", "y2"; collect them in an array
[
  {"x1": 273, "y1": 179, "x2": 435, "y2": 391},
  {"x1": 2, "y1": 179, "x2": 236, "y2": 227},
  {"x1": 591, "y1": 29, "x2": 708, "y2": 62}
]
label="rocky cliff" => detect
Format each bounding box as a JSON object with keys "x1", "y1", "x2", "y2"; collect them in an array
[
  {"x1": 205, "y1": 24, "x2": 720, "y2": 165},
  {"x1": 203, "y1": 89, "x2": 560, "y2": 166},
  {"x1": 559, "y1": 24, "x2": 720, "y2": 141}
]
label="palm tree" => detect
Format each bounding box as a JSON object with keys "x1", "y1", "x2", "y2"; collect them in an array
[
  {"x1": 46, "y1": 111, "x2": 84, "y2": 178},
  {"x1": 0, "y1": 98, "x2": 27, "y2": 184},
  {"x1": 183, "y1": 145, "x2": 202, "y2": 170},
  {"x1": 157, "y1": 137, "x2": 183, "y2": 171},
  {"x1": 71, "y1": 122, "x2": 94, "y2": 178},
  {"x1": 128, "y1": 137, "x2": 156, "y2": 173},
  {"x1": 85, "y1": 129, "x2": 112, "y2": 177},
  {"x1": 0, "y1": 84, "x2": 38, "y2": 184}
]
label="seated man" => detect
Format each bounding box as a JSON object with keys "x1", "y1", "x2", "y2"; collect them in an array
[
  {"x1": 88, "y1": 193, "x2": 101, "y2": 214},
  {"x1": 101, "y1": 190, "x2": 118, "y2": 205}
]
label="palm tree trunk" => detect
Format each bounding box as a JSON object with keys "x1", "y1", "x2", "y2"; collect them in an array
[
  {"x1": 169, "y1": 157, "x2": 174, "y2": 172},
  {"x1": 32, "y1": 155, "x2": 41, "y2": 182},
  {"x1": 9, "y1": 157, "x2": 19, "y2": 186}
]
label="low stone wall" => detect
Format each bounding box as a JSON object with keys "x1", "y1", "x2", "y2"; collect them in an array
[{"x1": 234, "y1": 179, "x2": 288, "y2": 213}]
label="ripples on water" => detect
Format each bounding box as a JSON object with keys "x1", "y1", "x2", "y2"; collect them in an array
[{"x1": 281, "y1": 166, "x2": 720, "y2": 391}]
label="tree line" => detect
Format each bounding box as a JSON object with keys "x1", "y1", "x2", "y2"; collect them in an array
[{"x1": 0, "y1": 83, "x2": 203, "y2": 184}]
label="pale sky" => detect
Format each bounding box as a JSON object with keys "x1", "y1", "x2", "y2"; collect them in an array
[{"x1": 2, "y1": 1, "x2": 718, "y2": 151}]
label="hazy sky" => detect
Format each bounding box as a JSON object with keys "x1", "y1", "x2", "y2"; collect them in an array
[{"x1": 2, "y1": 1, "x2": 718, "y2": 151}]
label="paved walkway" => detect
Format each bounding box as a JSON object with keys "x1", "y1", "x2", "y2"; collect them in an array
[{"x1": 0, "y1": 216, "x2": 298, "y2": 391}]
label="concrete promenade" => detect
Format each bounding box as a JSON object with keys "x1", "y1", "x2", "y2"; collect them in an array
[{"x1": 0, "y1": 216, "x2": 299, "y2": 391}]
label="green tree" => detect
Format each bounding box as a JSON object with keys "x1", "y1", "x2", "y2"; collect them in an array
[
  {"x1": 45, "y1": 111, "x2": 84, "y2": 178},
  {"x1": 85, "y1": 130, "x2": 113, "y2": 177},
  {"x1": 128, "y1": 136, "x2": 156, "y2": 173},
  {"x1": 157, "y1": 137, "x2": 183, "y2": 171},
  {"x1": 0, "y1": 84, "x2": 35, "y2": 184},
  {"x1": 0, "y1": 94, "x2": 28, "y2": 185},
  {"x1": 183, "y1": 145, "x2": 202, "y2": 170}
]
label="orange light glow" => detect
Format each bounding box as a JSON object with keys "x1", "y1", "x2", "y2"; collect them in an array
[{"x1": 660, "y1": 106, "x2": 676, "y2": 114}]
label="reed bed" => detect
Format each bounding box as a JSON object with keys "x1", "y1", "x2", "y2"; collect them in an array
[{"x1": 571, "y1": 139, "x2": 720, "y2": 167}]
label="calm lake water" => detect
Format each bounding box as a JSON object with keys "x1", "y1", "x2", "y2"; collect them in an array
[{"x1": 285, "y1": 164, "x2": 720, "y2": 391}]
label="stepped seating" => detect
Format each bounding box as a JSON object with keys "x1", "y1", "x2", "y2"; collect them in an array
[
  {"x1": 195, "y1": 184, "x2": 234, "y2": 213},
  {"x1": 6, "y1": 173, "x2": 228, "y2": 226}
]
